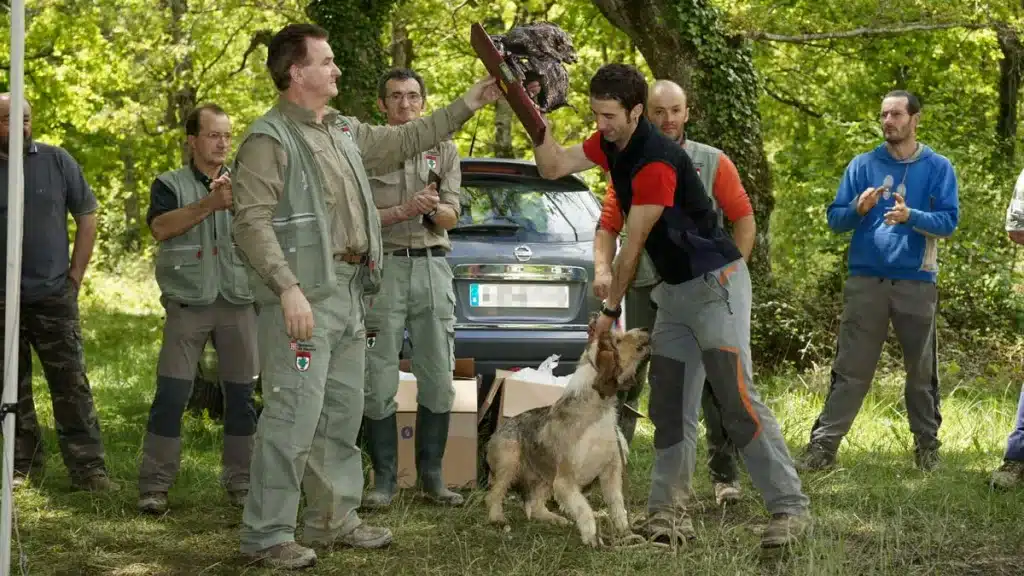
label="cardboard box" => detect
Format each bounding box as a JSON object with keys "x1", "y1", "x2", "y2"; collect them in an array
[
  {"x1": 389, "y1": 359, "x2": 479, "y2": 489},
  {"x1": 479, "y1": 368, "x2": 569, "y2": 427}
]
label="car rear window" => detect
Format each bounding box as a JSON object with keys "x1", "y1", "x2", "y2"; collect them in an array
[{"x1": 454, "y1": 179, "x2": 601, "y2": 242}]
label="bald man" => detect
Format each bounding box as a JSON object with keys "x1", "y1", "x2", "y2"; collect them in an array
[
  {"x1": 0, "y1": 94, "x2": 117, "y2": 491},
  {"x1": 610, "y1": 79, "x2": 755, "y2": 510}
]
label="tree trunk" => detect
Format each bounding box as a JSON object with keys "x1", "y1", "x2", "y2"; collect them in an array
[
  {"x1": 309, "y1": 0, "x2": 401, "y2": 123},
  {"x1": 390, "y1": 12, "x2": 413, "y2": 69},
  {"x1": 163, "y1": 0, "x2": 196, "y2": 164},
  {"x1": 493, "y1": 99, "x2": 515, "y2": 158},
  {"x1": 120, "y1": 141, "x2": 142, "y2": 252},
  {"x1": 997, "y1": 24, "x2": 1022, "y2": 165},
  {"x1": 590, "y1": 0, "x2": 774, "y2": 279}
]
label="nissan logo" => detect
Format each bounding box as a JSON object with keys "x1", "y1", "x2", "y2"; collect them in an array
[{"x1": 513, "y1": 245, "x2": 532, "y2": 262}]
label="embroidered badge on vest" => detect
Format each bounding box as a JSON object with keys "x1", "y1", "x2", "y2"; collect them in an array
[{"x1": 425, "y1": 152, "x2": 438, "y2": 171}]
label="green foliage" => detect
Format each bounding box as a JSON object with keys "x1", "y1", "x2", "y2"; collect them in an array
[
  {"x1": 0, "y1": 0, "x2": 303, "y2": 265},
  {"x1": 308, "y1": 0, "x2": 401, "y2": 122},
  {"x1": 392, "y1": 0, "x2": 648, "y2": 193},
  {"x1": 4, "y1": 0, "x2": 1024, "y2": 373},
  {"x1": 738, "y1": 5, "x2": 1024, "y2": 371}
]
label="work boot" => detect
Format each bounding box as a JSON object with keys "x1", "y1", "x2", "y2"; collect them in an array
[
  {"x1": 761, "y1": 512, "x2": 812, "y2": 548},
  {"x1": 633, "y1": 509, "x2": 695, "y2": 548},
  {"x1": 10, "y1": 467, "x2": 40, "y2": 490},
  {"x1": 361, "y1": 415, "x2": 398, "y2": 509},
  {"x1": 245, "y1": 541, "x2": 316, "y2": 570},
  {"x1": 71, "y1": 472, "x2": 120, "y2": 493},
  {"x1": 713, "y1": 480, "x2": 742, "y2": 505},
  {"x1": 415, "y1": 406, "x2": 464, "y2": 506},
  {"x1": 227, "y1": 488, "x2": 248, "y2": 508},
  {"x1": 337, "y1": 523, "x2": 393, "y2": 549},
  {"x1": 795, "y1": 443, "x2": 836, "y2": 472},
  {"x1": 914, "y1": 444, "x2": 940, "y2": 472},
  {"x1": 138, "y1": 491, "x2": 168, "y2": 514},
  {"x1": 990, "y1": 460, "x2": 1024, "y2": 489}
]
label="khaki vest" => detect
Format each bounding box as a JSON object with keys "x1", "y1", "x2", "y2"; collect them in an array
[
  {"x1": 153, "y1": 166, "x2": 253, "y2": 305},
  {"x1": 366, "y1": 139, "x2": 459, "y2": 252},
  {"x1": 627, "y1": 139, "x2": 723, "y2": 288},
  {"x1": 236, "y1": 106, "x2": 383, "y2": 305}
]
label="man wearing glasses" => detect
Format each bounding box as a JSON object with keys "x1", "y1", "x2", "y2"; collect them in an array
[
  {"x1": 137, "y1": 104, "x2": 259, "y2": 514},
  {"x1": 359, "y1": 68, "x2": 465, "y2": 508}
]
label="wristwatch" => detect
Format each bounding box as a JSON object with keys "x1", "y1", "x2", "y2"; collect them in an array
[{"x1": 600, "y1": 301, "x2": 622, "y2": 319}]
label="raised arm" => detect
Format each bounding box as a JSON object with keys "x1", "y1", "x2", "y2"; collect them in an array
[
  {"x1": 533, "y1": 128, "x2": 598, "y2": 180},
  {"x1": 350, "y1": 76, "x2": 500, "y2": 173}
]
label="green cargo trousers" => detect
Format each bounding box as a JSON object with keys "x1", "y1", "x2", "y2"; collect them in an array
[
  {"x1": 239, "y1": 261, "x2": 369, "y2": 553},
  {"x1": 364, "y1": 252, "x2": 456, "y2": 418}
]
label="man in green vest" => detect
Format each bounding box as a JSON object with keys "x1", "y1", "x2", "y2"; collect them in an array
[
  {"x1": 138, "y1": 104, "x2": 258, "y2": 515},
  {"x1": 361, "y1": 68, "x2": 464, "y2": 509},
  {"x1": 608, "y1": 79, "x2": 757, "y2": 513},
  {"x1": 230, "y1": 23, "x2": 499, "y2": 570}
]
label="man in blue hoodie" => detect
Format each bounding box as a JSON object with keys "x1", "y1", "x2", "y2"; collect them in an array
[{"x1": 798, "y1": 90, "x2": 959, "y2": 472}]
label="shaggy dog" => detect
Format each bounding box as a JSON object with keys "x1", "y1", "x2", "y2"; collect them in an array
[{"x1": 484, "y1": 320, "x2": 651, "y2": 547}]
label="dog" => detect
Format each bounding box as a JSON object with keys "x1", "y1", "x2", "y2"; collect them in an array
[{"x1": 484, "y1": 318, "x2": 651, "y2": 547}]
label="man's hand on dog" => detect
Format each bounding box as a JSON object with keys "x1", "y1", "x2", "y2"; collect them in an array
[{"x1": 594, "y1": 312, "x2": 615, "y2": 337}]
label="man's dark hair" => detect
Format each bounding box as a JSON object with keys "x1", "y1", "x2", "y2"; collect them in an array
[
  {"x1": 377, "y1": 68, "x2": 427, "y2": 102},
  {"x1": 589, "y1": 63, "x2": 648, "y2": 114},
  {"x1": 884, "y1": 90, "x2": 921, "y2": 115},
  {"x1": 266, "y1": 23, "x2": 329, "y2": 91},
  {"x1": 185, "y1": 104, "x2": 227, "y2": 136}
]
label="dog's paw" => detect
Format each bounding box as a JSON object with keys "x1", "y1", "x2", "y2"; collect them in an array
[
  {"x1": 488, "y1": 512, "x2": 508, "y2": 526},
  {"x1": 580, "y1": 529, "x2": 599, "y2": 548}
]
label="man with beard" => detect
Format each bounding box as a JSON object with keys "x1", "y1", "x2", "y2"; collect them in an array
[
  {"x1": 137, "y1": 104, "x2": 259, "y2": 515},
  {"x1": 0, "y1": 93, "x2": 117, "y2": 492},
  {"x1": 798, "y1": 90, "x2": 959, "y2": 472},
  {"x1": 611, "y1": 79, "x2": 755, "y2": 510}
]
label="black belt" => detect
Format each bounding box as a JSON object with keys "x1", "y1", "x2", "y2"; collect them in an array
[
  {"x1": 333, "y1": 252, "x2": 368, "y2": 264},
  {"x1": 389, "y1": 247, "x2": 447, "y2": 257}
]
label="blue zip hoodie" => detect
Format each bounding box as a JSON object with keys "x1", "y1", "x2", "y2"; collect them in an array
[{"x1": 826, "y1": 143, "x2": 959, "y2": 283}]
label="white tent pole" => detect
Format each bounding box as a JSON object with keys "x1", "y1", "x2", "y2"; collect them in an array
[{"x1": 2, "y1": 0, "x2": 27, "y2": 574}]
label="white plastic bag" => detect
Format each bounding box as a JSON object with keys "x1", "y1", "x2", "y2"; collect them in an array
[{"x1": 507, "y1": 354, "x2": 572, "y2": 387}]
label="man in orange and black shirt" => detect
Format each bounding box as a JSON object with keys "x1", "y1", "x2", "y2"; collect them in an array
[
  {"x1": 530, "y1": 64, "x2": 809, "y2": 549},
  {"x1": 614, "y1": 80, "x2": 754, "y2": 509}
]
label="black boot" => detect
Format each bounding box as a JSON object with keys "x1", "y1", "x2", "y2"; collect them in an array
[
  {"x1": 415, "y1": 406, "x2": 464, "y2": 506},
  {"x1": 361, "y1": 414, "x2": 398, "y2": 508}
]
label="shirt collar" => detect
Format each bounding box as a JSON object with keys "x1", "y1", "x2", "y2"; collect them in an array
[
  {"x1": 277, "y1": 96, "x2": 339, "y2": 126},
  {"x1": 189, "y1": 160, "x2": 227, "y2": 188}
]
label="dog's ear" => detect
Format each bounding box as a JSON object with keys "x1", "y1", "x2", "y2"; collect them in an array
[
  {"x1": 593, "y1": 330, "x2": 621, "y2": 398},
  {"x1": 586, "y1": 311, "x2": 600, "y2": 343}
]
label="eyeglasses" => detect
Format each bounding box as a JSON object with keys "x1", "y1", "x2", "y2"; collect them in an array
[
  {"x1": 204, "y1": 132, "x2": 232, "y2": 142},
  {"x1": 386, "y1": 92, "x2": 423, "y2": 104}
]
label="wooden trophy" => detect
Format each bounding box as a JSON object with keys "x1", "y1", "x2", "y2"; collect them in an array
[{"x1": 469, "y1": 22, "x2": 547, "y2": 146}]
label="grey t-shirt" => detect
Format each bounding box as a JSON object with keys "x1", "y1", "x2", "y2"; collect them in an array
[{"x1": 0, "y1": 142, "x2": 98, "y2": 302}]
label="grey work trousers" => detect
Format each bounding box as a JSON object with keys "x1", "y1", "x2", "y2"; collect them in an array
[
  {"x1": 808, "y1": 275, "x2": 941, "y2": 452},
  {"x1": 646, "y1": 260, "x2": 808, "y2": 516}
]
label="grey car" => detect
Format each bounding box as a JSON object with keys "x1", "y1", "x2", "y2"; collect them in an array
[{"x1": 399, "y1": 157, "x2": 614, "y2": 401}]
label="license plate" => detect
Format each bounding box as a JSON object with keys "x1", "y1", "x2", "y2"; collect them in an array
[{"x1": 469, "y1": 283, "x2": 569, "y2": 309}]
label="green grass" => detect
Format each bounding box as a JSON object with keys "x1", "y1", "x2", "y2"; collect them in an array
[{"x1": 7, "y1": 266, "x2": 1024, "y2": 575}]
